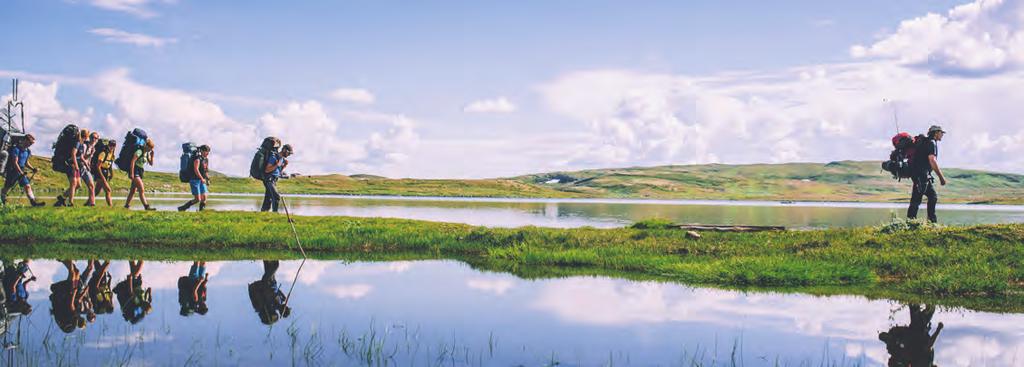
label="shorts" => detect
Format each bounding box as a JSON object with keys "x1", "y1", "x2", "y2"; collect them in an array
[
  {"x1": 132, "y1": 166, "x2": 145, "y2": 179},
  {"x1": 189, "y1": 264, "x2": 206, "y2": 280},
  {"x1": 81, "y1": 169, "x2": 94, "y2": 186},
  {"x1": 93, "y1": 168, "x2": 112, "y2": 182},
  {"x1": 189, "y1": 179, "x2": 209, "y2": 196},
  {"x1": 4, "y1": 173, "x2": 29, "y2": 188},
  {"x1": 66, "y1": 168, "x2": 81, "y2": 180}
]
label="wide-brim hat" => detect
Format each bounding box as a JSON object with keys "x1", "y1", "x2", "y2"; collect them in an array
[{"x1": 928, "y1": 125, "x2": 947, "y2": 134}]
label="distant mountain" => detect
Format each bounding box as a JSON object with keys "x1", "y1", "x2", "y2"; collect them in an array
[{"x1": 12, "y1": 157, "x2": 1023, "y2": 204}]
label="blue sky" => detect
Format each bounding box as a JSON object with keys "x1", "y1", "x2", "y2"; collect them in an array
[{"x1": 3, "y1": 0, "x2": 1023, "y2": 177}]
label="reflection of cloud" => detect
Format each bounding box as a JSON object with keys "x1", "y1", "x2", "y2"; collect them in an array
[
  {"x1": 85, "y1": 331, "x2": 173, "y2": 349},
  {"x1": 325, "y1": 284, "x2": 373, "y2": 299},
  {"x1": 278, "y1": 261, "x2": 331, "y2": 285},
  {"x1": 466, "y1": 278, "x2": 514, "y2": 295},
  {"x1": 531, "y1": 276, "x2": 1024, "y2": 366}
]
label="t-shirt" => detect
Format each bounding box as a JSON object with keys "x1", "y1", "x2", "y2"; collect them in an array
[
  {"x1": 134, "y1": 149, "x2": 148, "y2": 168},
  {"x1": 194, "y1": 156, "x2": 209, "y2": 180},
  {"x1": 265, "y1": 153, "x2": 282, "y2": 178},
  {"x1": 912, "y1": 138, "x2": 937, "y2": 174},
  {"x1": 7, "y1": 146, "x2": 30, "y2": 171},
  {"x1": 75, "y1": 142, "x2": 87, "y2": 165}
]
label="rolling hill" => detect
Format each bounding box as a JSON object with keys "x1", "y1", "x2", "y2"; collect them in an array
[{"x1": 7, "y1": 157, "x2": 1024, "y2": 204}]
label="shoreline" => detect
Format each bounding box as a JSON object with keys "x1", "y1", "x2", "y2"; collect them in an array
[{"x1": 2, "y1": 207, "x2": 1022, "y2": 313}]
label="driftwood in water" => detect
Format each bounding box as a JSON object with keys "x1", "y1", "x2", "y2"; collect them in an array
[{"x1": 677, "y1": 224, "x2": 786, "y2": 232}]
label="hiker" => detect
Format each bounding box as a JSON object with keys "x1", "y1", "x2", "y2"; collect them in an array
[
  {"x1": 907, "y1": 125, "x2": 948, "y2": 223},
  {"x1": 177, "y1": 261, "x2": 209, "y2": 316},
  {"x1": 81, "y1": 132, "x2": 101, "y2": 206},
  {"x1": 248, "y1": 260, "x2": 291, "y2": 325},
  {"x1": 124, "y1": 139, "x2": 156, "y2": 211},
  {"x1": 114, "y1": 260, "x2": 153, "y2": 324},
  {"x1": 91, "y1": 138, "x2": 117, "y2": 207},
  {"x1": 178, "y1": 145, "x2": 211, "y2": 212},
  {"x1": 878, "y1": 304, "x2": 943, "y2": 367},
  {"x1": 1, "y1": 134, "x2": 44, "y2": 206},
  {"x1": 86, "y1": 260, "x2": 115, "y2": 314},
  {"x1": 55, "y1": 128, "x2": 89, "y2": 207},
  {"x1": 1, "y1": 259, "x2": 35, "y2": 315},
  {"x1": 261, "y1": 139, "x2": 288, "y2": 213}
]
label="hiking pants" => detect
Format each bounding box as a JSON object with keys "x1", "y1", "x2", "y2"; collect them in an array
[
  {"x1": 908, "y1": 175, "x2": 938, "y2": 223},
  {"x1": 261, "y1": 176, "x2": 280, "y2": 212}
]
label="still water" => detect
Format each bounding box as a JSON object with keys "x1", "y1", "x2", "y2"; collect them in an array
[
  {"x1": 139, "y1": 194, "x2": 1024, "y2": 229},
  {"x1": 1, "y1": 259, "x2": 1019, "y2": 366}
]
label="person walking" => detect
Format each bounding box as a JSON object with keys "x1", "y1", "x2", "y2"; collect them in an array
[
  {"x1": 1, "y1": 134, "x2": 45, "y2": 206},
  {"x1": 125, "y1": 139, "x2": 156, "y2": 211},
  {"x1": 81, "y1": 131, "x2": 100, "y2": 207},
  {"x1": 55, "y1": 129, "x2": 88, "y2": 207},
  {"x1": 261, "y1": 140, "x2": 289, "y2": 213},
  {"x1": 91, "y1": 139, "x2": 117, "y2": 207},
  {"x1": 178, "y1": 145, "x2": 211, "y2": 212},
  {"x1": 907, "y1": 125, "x2": 947, "y2": 223}
]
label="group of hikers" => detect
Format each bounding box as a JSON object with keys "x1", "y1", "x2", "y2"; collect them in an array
[
  {"x1": 0, "y1": 259, "x2": 292, "y2": 332},
  {"x1": 2, "y1": 125, "x2": 295, "y2": 214}
]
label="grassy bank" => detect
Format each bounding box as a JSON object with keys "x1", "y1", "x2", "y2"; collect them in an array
[
  {"x1": 17, "y1": 157, "x2": 1024, "y2": 203},
  {"x1": 2, "y1": 207, "x2": 1022, "y2": 311}
]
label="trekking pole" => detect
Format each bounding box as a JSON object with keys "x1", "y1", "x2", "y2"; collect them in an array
[
  {"x1": 884, "y1": 98, "x2": 900, "y2": 134},
  {"x1": 278, "y1": 194, "x2": 305, "y2": 310}
]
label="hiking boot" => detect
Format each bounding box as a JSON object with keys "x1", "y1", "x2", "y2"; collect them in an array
[
  {"x1": 143, "y1": 204, "x2": 156, "y2": 211},
  {"x1": 54, "y1": 196, "x2": 66, "y2": 207},
  {"x1": 198, "y1": 202, "x2": 206, "y2": 211},
  {"x1": 84, "y1": 203, "x2": 96, "y2": 207},
  {"x1": 0, "y1": 196, "x2": 6, "y2": 206},
  {"x1": 177, "y1": 204, "x2": 189, "y2": 212},
  {"x1": 30, "y1": 200, "x2": 46, "y2": 207}
]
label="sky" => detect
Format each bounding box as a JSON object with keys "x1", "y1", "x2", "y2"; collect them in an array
[{"x1": 2, "y1": 0, "x2": 1024, "y2": 178}]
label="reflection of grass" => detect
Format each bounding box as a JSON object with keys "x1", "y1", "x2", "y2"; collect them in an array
[{"x1": 3, "y1": 208, "x2": 1024, "y2": 312}]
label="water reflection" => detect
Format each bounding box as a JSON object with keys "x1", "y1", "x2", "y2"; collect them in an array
[
  {"x1": 880, "y1": 304, "x2": 944, "y2": 367},
  {"x1": 113, "y1": 260, "x2": 152, "y2": 324},
  {"x1": 177, "y1": 261, "x2": 209, "y2": 316},
  {"x1": 49, "y1": 260, "x2": 94, "y2": 333},
  {"x1": 1, "y1": 259, "x2": 34, "y2": 316},
  {"x1": 248, "y1": 260, "x2": 291, "y2": 325}
]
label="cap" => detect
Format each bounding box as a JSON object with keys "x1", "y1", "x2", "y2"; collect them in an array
[{"x1": 928, "y1": 125, "x2": 946, "y2": 135}]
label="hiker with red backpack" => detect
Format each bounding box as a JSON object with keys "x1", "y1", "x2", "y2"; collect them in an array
[{"x1": 907, "y1": 125, "x2": 947, "y2": 223}]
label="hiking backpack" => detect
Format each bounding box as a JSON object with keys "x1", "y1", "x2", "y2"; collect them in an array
[
  {"x1": 881, "y1": 132, "x2": 924, "y2": 180},
  {"x1": 249, "y1": 137, "x2": 277, "y2": 180},
  {"x1": 178, "y1": 142, "x2": 198, "y2": 182},
  {"x1": 115, "y1": 128, "x2": 149, "y2": 172},
  {"x1": 91, "y1": 139, "x2": 116, "y2": 178},
  {"x1": 50, "y1": 124, "x2": 79, "y2": 173}
]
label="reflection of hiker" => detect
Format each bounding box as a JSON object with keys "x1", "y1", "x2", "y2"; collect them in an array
[
  {"x1": 50, "y1": 260, "x2": 94, "y2": 333},
  {"x1": 1, "y1": 134, "x2": 44, "y2": 206},
  {"x1": 907, "y1": 126, "x2": 947, "y2": 223},
  {"x1": 879, "y1": 304, "x2": 944, "y2": 367},
  {"x1": 248, "y1": 260, "x2": 291, "y2": 325},
  {"x1": 124, "y1": 139, "x2": 157, "y2": 211},
  {"x1": 178, "y1": 145, "x2": 211, "y2": 212},
  {"x1": 87, "y1": 260, "x2": 115, "y2": 315},
  {"x1": 177, "y1": 261, "x2": 209, "y2": 316},
  {"x1": 114, "y1": 260, "x2": 153, "y2": 324},
  {"x1": 1, "y1": 259, "x2": 34, "y2": 315}
]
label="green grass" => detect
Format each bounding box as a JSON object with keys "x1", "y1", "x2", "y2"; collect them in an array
[
  {"x1": 17, "y1": 156, "x2": 1024, "y2": 203},
  {"x1": 2, "y1": 206, "x2": 1023, "y2": 312}
]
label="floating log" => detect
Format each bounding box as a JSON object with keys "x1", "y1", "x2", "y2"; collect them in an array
[{"x1": 676, "y1": 224, "x2": 786, "y2": 232}]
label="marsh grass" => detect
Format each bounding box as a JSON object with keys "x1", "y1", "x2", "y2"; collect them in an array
[{"x1": 2, "y1": 208, "x2": 1024, "y2": 311}]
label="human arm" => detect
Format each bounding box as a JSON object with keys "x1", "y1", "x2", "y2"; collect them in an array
[
  {"x1": 147, "y1": 151, "x2": 154, "y2": 166},
  {"x1": 264, "y1": 155, "x2": 280, "y2": 174},
  {"x1": 70, "y1": 147, "x2": 79, "y2": 172},
  {"x1": 929, "y1": 155, "x2": 946, "y2": 185},
  {"x1": 8, "y1": 150, "x2": 22, "y2": 176}
]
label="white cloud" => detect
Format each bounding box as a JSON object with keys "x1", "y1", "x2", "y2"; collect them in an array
[
  {"x1": 2, "y1": 81, "x2": 94, "y2": 157},
  {"x1": 466, "y1": 278, "x2": 515, "y2": 295},
  {"x1": 463, "y1": 97, "x2": 517, "y2": 114},
  {"x1": 851, "y1": 0, "x2": 1024, "y2": 76},
  {"x1": 539, "y1": 63, "x2": 1024, "y2": 173},
  {"x1": 89, "y1": 28, "x2": 177, "y2": 48},
  {"x1": 87, "y1": 0, "x2": 174, "y2": 18},
  {"x1": 329, "y1": 88, "x2": 376, "y2": 104}
]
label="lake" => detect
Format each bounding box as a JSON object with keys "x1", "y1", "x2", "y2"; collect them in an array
[
  {"x1": 138, "y1": 194, "x2": 1024, "y2": 229},
  {"x1": 1, "y1": 259, "x2": 1018, "y2": 366}
]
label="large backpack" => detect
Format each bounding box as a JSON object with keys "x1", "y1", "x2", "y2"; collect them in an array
[
  {"x1": 115, "y1": 128, "x2": 148, "y2": 172},
  {"x1": 881, "y1": 132, "x2": 923, "y2": 180},
  {"x1": 51, "y1": 124, "x2": 79, "y2": 173},
  {"x1": 249, "y1": 137, "x2": 277, "y2": 180},
  {"x1": 178, "y1": 142, "x2": 198, "y2": 182}
]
